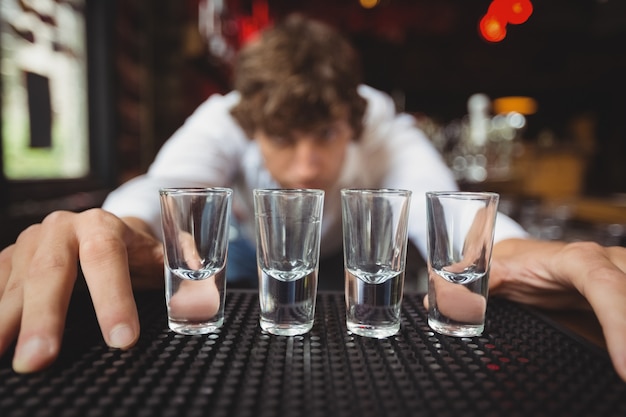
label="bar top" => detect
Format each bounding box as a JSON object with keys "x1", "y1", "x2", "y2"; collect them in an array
[{"x1": 1, "y1": 290, "x2": 625, "y2": 417}]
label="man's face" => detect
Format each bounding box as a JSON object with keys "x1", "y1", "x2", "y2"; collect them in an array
[{"x1": 255, "y1": 118, "x2": 353, "y2": 192}]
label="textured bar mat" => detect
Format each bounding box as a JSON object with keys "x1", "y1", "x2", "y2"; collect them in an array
[{"x1": 1, "y1": 290, "x2": 624, "y2": 417}]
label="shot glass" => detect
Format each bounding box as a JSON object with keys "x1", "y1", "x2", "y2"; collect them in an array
[
  {"x1": 254, "y1": 189, "x2": 324, "y2": 336},
  {"x1": 159, "y1": 187, "x2": 232, "y2": 335},
  {"x1": 426, "y1": 191, "x2": 499, "y2": 337},
  {"x1": 341, "y1": 188, "x2": 412, "y2": 338}
]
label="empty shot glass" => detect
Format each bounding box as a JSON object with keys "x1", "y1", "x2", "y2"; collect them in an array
[
  {"x1": 159, "y1": 187, "x2": 232, "y2": 335},
  {"x1": 426, "y1": 191, "x2": 499, "y2": 337},
  {"x1": 254, "y1": 189, "x2": 324, "y2": 336},
  {"x1": 341, "y1": 188, "x2": 412, "y2": 338}
]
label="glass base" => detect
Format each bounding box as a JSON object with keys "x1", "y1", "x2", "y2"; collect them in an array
[
  {"x1": 168, "y1": 317, "x2": 224, "y2": 335},
  {"x1": 428, "y1": 317, "x2": 484, "y2": 337},
  {"x1": 347, "y1": 321, "x2": 400, "y2": 339},
  {"x1": 260, "y1": 318, "x2": 313, "y2": 336}
]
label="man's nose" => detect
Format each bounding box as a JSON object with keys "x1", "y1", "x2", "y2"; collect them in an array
[{"x1": 292, "y1": 140, "x2": 322, "y2": 180}]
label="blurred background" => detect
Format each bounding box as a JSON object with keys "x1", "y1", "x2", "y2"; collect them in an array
[{"x1": 1, "y1": 0, "x2": 625, "y2": 249}]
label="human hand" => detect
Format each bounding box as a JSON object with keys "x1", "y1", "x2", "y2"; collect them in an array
[
  {"x1": 424, "y1": 269, "x2": 487, "y2": 324},
  {"x1": 166, "y1": 231, "x2": 221, "y2": 321},
  {"x1": 489, "y1": 238, "x2": 626, "y2": 382},
  {"x1": 0, "y1": 209, "x2": 164, "y2": 373}
]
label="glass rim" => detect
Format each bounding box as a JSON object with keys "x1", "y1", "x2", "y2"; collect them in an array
[
  {"x1": 159, "y1": 187, "x2": 233, "y2": 196},
  {"x1": 341, "y1": 188, "x2": 412, "y2": 196},
  {"x1": 425, "y1": 191, "x2": 499, "y2": 199},
  {"x1": 253, "y1": 188, "x2": 324, "y2": 196}
]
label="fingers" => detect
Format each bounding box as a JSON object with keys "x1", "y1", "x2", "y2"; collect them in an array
[
  {"x1": 551, "y1": 242, "x2": 626, "y2": 381},
  {"x1": 608, "y1": 246, "x2": 626, "y2": 271},
  {"x1": 74, "y1": 210, "x2": 140, "y2": 350},
  {"x1": 1, "y1": 222, "x2": 70, "y2": 373},
  {"x1": 0, "y1": 209, "x2": 143, "y2": 374},
  {"x1": 179, "y1": 231, "x2": 202, "y2": 270},
  {"x1": 0, "y1": 244, "x2": 13, "y2": 296},
  {"x1": 563, "y1": 244, "x2": 626, "y2": 382},
  {"x1": 0, "y1": 245, "x2": 24, "y2": 358},
  {"x1": 582, "y1": 270, "x2": 626, "y2": 382},
  {"x1": 426, "y1": 270, "x2": 486, "y2": 323},
  {"x1": 169, "y1": 276, "x2": 221, "y2": 321}
]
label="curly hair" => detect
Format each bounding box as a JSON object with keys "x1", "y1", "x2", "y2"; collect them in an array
[{"x1": 230, "y1": 14, "x2": 366, "y2": 141}]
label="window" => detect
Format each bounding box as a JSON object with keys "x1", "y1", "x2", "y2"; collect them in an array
[
  {"x1": 1, "y1": 0, "x2": 90, "y2": 181},
  {"x1": 0, "y1": 0, "x2": 115, "y2": 210}
]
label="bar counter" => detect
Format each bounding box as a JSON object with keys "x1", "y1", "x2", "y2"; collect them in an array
[{"x1": 1, "y1": 289, "x2": 624, "y2": 417}]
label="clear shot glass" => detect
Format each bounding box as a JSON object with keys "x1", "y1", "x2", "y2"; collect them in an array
[
  {"x1": 426, "y1": 191, "x2": 499, "y2": 337},
  {"x1": 341, "y1": 188, "x2": 412, "y2": 338},
  {"x1": 159, "y1": 187, "x2": 232, "y2": 335},
  {"x1": 254, "y1": 189, "x2": 324, "y2": 336}
]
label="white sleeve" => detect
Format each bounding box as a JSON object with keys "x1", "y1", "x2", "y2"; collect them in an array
[
  {"x1": 493, "y1": 212, "x2": 529, "y2": 243},
  {"x1": 102, "y1": 92, "x2": 248, "y2": 235},
  {"x1": 358, "y1": 86, "x2": 528, "y2": 259}
]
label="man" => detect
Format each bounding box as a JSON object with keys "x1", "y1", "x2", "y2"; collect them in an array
[{"x1": 1, "y1": 14, "x2": 625, "y2": 382}]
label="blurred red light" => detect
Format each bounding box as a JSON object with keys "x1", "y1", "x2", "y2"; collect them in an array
[
  {"x1": 479, "y1": 14, "x2": 507, "y2": 42},
  {"x1": 506, "y1": 0, "x2": 533, "y2": 24},
  {"x1": 488, "y1": 0, "x2": 510, "y2": 17},
  {"x1": 489, "y1": 0, "x2": 533, "y2": 25},
  {"x1": 479, "y1": 0, "x2": 532, "y2": 42}
]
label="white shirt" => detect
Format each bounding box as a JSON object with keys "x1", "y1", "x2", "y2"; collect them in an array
[{"x1": 102, "y1": 85, "x2": 527, "y2": 259}]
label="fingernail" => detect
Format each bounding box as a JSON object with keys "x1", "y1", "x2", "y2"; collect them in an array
[
  {"x1": 108, "y1": 324, "x2": 135, "y2": 349},
  {"x1": 13, "y1": 336, "x2": 56, "y2": 373}
]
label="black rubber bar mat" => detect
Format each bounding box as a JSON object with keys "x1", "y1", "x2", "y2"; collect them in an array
[{"x1": 1, "y1": 290, "x2": 624, "y2": 417}]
